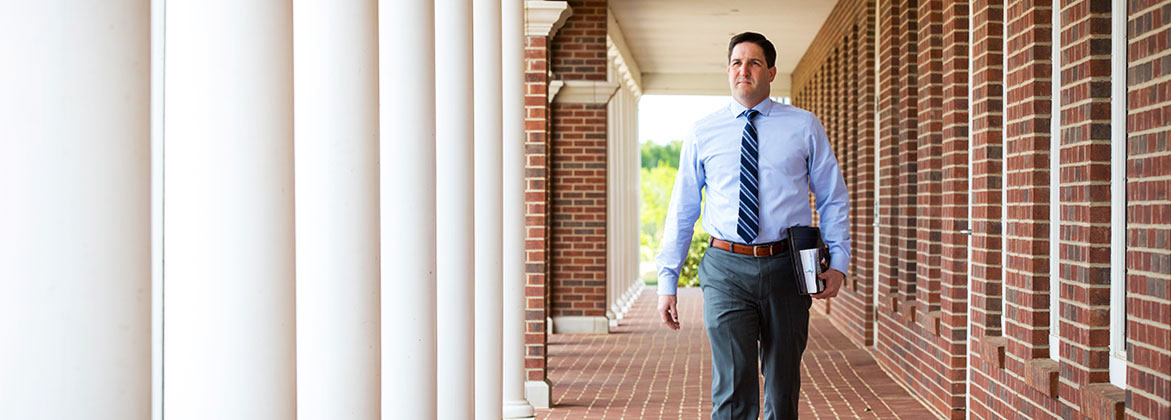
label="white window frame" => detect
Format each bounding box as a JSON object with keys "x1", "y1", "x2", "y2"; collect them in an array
[
  {"x1": 1049, "y1": 1, "x2": 1062, "y2": 361},
  {"x1": 1109, "y1": 0, "x2": 1128, "y2": 390}
]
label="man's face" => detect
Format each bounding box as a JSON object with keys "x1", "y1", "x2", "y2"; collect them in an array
[{"x1": 727, "y1": 42, "x2": 777, "y2": 106}]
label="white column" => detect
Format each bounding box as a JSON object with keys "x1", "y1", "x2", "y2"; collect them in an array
[
  {"x1": 163, "y1": 0, "x2": 296, "y2": 418},
  {"x1": 436, "y1": 0, "x2": 476, "y2": 417},
  {"x1": 381, "y1": 0, "x2": 438, "y2": 418},
  {"x1": 503, "y1": 0, "x2": 536, "y2": 418},
  {"x1": 613, "y1": 80, "x2": 622, "y2": 327},
  {"x1": 294, "y1": 0, "x2": 380, "y2": 418},
  {"x1": 474, "y1": 0, "x2": 504, "y2": 417},
  {"x1": 0, "y1": 2, "x2": 151, "y2": 419}
]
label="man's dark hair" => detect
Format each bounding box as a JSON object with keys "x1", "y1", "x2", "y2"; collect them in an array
[{"x1": 727, "y1": 32, "x2": 777, "y2": 68}]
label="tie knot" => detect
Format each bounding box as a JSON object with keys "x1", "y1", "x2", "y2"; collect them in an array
[{"x1": 740, "y1": 109, "x2": 760, "y2": 121}]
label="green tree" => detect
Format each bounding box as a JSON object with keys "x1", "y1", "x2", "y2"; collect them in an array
[
  {"x1": 640, "y1": 149, "x2": 706, "y2": 288},
  {"x1": 640, "y1": 140, "x2": 682, "y2": 169}
]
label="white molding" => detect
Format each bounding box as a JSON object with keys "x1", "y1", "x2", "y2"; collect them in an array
[
  {"x1": 606, "y1": 10, "x2": 643, "y2": 95},
  {"x1": 524, "y1": 379, "x2": 553, "y2": 409},
  {"x1": 524, "y1": 1, "x2": 571, "y2": 38},
  {"x1": 551, "y1": 316, "x2": 610, "y2": 334},
  {"x1": 550, "y1": 80, "x2": 620, "y2": 104},
  {"x1": 547, "y1": 79, "x2": 564, "y2": 104},
  {"x1": 1049, "y1": 0, "x2": 1062, "y2": 362},
  {"x1": 1109, "y1": 0, "x2": 1128, "y2": 390}
]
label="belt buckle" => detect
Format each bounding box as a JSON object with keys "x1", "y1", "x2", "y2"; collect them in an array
[{"x1": 753, "y1": 245, "x2": 766, "y2": 257}]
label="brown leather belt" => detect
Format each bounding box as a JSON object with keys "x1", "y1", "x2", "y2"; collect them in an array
[{"x1": 710, "y1": 237, "x2": 789, "y2": 257}]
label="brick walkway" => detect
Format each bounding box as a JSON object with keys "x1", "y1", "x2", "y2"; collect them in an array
[{"x1": 536, "y1": 288, "x2": 939, "y2": 420}]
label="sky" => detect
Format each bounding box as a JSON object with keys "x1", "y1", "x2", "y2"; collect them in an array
[{"x1": 638, "y1": 95, "x2": 791, "y2": 145}]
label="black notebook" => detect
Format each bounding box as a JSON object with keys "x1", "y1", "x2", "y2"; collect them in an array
[{"x1": 785, "y1": 226, "x2": 831, "y2": 295}]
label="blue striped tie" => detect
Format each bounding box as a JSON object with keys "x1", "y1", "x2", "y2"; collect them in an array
[{"x1": 737, "y1": 109, "x2": 761, "y2": 244}]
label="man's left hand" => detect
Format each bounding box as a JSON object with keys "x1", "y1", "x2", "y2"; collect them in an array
[{"x1": 811, "y1": 269, "x2": 844, "y2": 299}]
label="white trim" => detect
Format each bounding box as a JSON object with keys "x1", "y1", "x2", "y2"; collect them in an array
[
  {"x1": 966, "y1": 2, "x2": 975, "y2": 416},
  {"x1": 1049, "y1": 0, "x2": 1062, "y2": 362},
  {"x1": 524, "y1": 379, "x2": 553, "y2": 409},
  {"x1": 550, "y1": 80, "x2": 620, "y2": 104},
  {"x1": 606, "y1": 10, "x2": 642, "y2": 94},
  {"x1": 873, "y1": 0, "x2": 882, "y2": 343},
  {"x1": 524, "y1": 1, "x2": 571, "y2": 38},
  {"x1": 1109, "y1": 0, "x2": 1128, "y2": 390},
  {"x1": 1001, "y1": 6, "x2": 1009, "y2": 336},
  {"x1": 551, "y1": 316, "x2": 611, "y2": 334},
  {"x1": 150, "y1": 0, "x2": 165, "y2": 417}
]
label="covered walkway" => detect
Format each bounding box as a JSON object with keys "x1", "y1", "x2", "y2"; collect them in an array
[{"x1": 537, "y1": 288, "x2": 937, "y2": 419}]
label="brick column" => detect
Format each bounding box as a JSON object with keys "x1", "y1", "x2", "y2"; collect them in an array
[
  {"x1": 854, "y1": 1, "x2": 878, "y2": 347},
  {"x1": 897, "y1": 0, "x2": 921, "y2": 322},
  {"x1": 876, "y1": 0, "x2": 906, "y2": 352},
  {"x1": 917, "y1": 0, "x2": 945, "y2": 318},
  {"x1": 1002, "y1": 0, "x2": 1055, "y2": 367},
  {"x1": 938, "y1": 0, "x2": 971, "y2": 414},
  {"x1": 523, "y1": 32, "x2": 552, "y2": 403},
  {"x1": 522, "y1": 0, "x2": 571, "y2": 406},
  {"x1": 968, "y1": 0, "x2": 1006, "y2": 344},
  {"x1": 1126, "y1": 1, "x2": 1171, "y2": 418},
  {"x1": 548, "y1": 0, "x2": 612, "y2": 333},
  {"x1": 1059, "y1": 0, "x2": 1123, "y2": 416}
]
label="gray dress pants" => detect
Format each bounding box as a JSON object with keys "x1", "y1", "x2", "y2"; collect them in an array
[{"x1": 699, "y1": 245, "x2": 811, "y2": 420}]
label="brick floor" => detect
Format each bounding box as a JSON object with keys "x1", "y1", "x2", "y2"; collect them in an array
[{"x1": 536, "y1": 288, "x2": 939, "y2": 420}]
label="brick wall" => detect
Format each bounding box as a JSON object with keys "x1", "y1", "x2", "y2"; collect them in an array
[
  {"x1": 788, "y1": 0, "x2": 1171, "y2": 418},
  {"x1": 551, "y1": 0, "x2": 606, "y2": 81},
  {"x1": 792, "y1": 0, "x2": 878, "y2": 347},
  {"x1": 1127, "y1": 2, "x2": 1171, "y2": 418},
  {"x1": 548, "y1": 0, "x2": 609, "y2": 319},
  {"x1": 524, "y1": 34, "x2": 551, "y2": 383}
]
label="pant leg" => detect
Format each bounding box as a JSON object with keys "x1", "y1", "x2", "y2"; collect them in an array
[
  {"x1": 758, "y1": 251, "x2": 811, "y2": 420},
  {"x1": 699, "y1": 247, "x2": 762, "y2": 420}
]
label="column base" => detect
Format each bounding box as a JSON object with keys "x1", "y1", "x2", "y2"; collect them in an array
[
  {"x1": 503, "y1": 398, "x2": 535, "y2": 419},
  {"x1": 550, "y1": 316, "x2": 609, "y2": 334},
  {"x1": 525, "y1": 379, "x2": 552, "y2": 409}
]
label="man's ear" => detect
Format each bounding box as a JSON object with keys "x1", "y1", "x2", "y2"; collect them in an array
[{"x1": 768, "y1": 66, "x2": 777, "y2": 82}]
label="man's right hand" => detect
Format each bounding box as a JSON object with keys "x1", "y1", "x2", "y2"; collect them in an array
[{"x1": 658, "y1": 294, "x2": 680, "y2": 330}]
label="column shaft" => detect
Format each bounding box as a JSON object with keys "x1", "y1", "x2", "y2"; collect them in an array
[
  {"x1": 436, "y1": 0, "x2": 477, "y2": 418},
  {"x1": 503, "y1": 0, "x2": 536, "y2": 418},
  {"x1": 473, "y1": 0, "x2": 504, "y2": 417},
  {"x1": 380, "y1": 0, "x2": 438, "y2": 417},
  {"x1": 163, "y1": 0, "x2": 296, "y2": 418},
  {"x1": 294, "y1": 0, "x2": 380, "y2": 418},
  {"x1": 0, "y1": 1, "x2": 151, "y2": 418}
]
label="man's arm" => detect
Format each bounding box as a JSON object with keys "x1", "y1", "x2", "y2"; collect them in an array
[
  {"x1": 654, "y1": 131, "x2": 704, "y2": 328},
  {"x1": 804, "y1": 113, "x2": 851, "y2": 298}
]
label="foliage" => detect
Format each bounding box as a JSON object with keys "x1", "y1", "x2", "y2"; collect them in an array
[
  {"x1": 640, "y1": 140, "x2": 682, "y2": 169},
  {"x1": 678, "y1": 232, "x2": 710, "y2": 287},
  {"x1": 639, "y1": 140, "x2": 707, "y2": 288}
]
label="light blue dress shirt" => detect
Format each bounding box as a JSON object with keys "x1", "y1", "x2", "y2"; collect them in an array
[{"x1": 655, "y1": 98, "x2": 852, "y2": 295}]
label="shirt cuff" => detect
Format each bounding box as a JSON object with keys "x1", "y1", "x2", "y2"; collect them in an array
[
  {"x1": 657, "y1": 272, "x2": 678, "y2": 295},
  {"x1": 829, "y1": 250, "x2": 849, "y2": 276}
]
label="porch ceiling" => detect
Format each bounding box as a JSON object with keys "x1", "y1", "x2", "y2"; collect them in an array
[{"x1": 607, "y1": 0, "x2": 838, "y2": 97}]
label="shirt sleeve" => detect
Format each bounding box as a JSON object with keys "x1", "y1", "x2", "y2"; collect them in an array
[
  {"x1": 654, "y1": 130, "x2": 705, "y2": 295},
  {"x1": 805, "y1": 113, "x2": 852, "y2": 275}
]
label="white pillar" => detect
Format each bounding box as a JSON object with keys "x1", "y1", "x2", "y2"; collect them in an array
[
  {"x1": 474, "y1": 0, "x2": 504, "y2": 417},
  {"x1": 293, "y1": 0, "x2": 380, "y2": 418},
  {"x1": 503, "y1": 0, "x2": 536, "y2": 418},
  {"x1": 163, "y1": 0, "x2": 296, "y2": 418},
  {"x1": 381, "y1": 0, "x2": 438, "y2": 418},
  {"x1": 0, "y1": 2, "x2": 151, "y2": 418},
  {"x1": 436, "y1": 0, "x2": 476, "y2": 417},
  {"x1": 606, "y1": 69, "x2": 620, "y2": 327}
]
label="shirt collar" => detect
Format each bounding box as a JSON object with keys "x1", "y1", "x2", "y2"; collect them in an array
[{"x1": 729, "y1": 98, "x2": 775, "y2": 119}]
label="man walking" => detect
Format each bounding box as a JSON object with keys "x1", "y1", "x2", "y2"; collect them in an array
[{"x1": 655, "y1": 32, "x2": 851, "y2": 420}]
